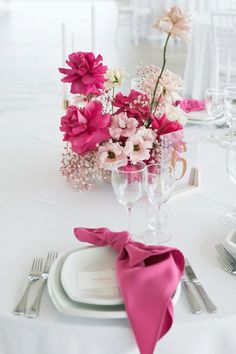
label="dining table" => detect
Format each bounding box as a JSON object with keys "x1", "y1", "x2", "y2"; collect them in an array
[{"x1": 0, "y1": 105, "x2": 236, "y2": 354}]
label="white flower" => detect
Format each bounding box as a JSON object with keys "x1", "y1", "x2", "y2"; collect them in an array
[
  {"x1": 105, "y1": 68, "x2": 127, "y2": 89},
  {"x1": 125, "y1": 134, "x2": 152, "y2": 164},
  {"x1": 136, "y1": 126, "x2": 156, "y2": 147},
  {"x1": 161, "y1": 70, "x2": 183, "y2": 102},
  {"x1": 96, "y1": 142, "x2": 127, "y2": 170},
  {"x1": 165, "y1": 104, "x2": 187, "y2": 125}
]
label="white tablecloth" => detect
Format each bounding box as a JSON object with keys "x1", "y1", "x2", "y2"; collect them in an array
[
  {"x1": 0, "y1": 107, "x2": 236, "y2": 354},
  {"x1": 184, "y1": 14, "x2": 217, "y2": 100}
]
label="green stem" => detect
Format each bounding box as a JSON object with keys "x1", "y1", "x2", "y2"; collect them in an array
[
  {"x1": 153, "y1": 92, "x2": 163, "y2": 115},
  {"x1": 144, "y1": 33, "x2": 171, "y2": 128}
]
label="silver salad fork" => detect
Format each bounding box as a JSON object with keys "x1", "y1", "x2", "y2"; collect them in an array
[
  {"x1": 26, "y1": 251, "x2": 58, "y2": 318},
  {"x1": 14, "y1": 257, "x2": 43, "y2": 316}
]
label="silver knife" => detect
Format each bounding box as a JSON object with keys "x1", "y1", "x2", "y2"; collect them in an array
[
  {"x1": 182, "y1": 269, "x2": 202, "y2": 314},
  {"x1": 185, "y1": 258, "x2": 217, "y2": 313}
]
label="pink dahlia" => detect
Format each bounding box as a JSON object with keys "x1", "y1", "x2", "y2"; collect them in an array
[
  {"x1": 60, "y1": 101, "x2": 111, "y2": 155},
  {"x1": 113, "y1": 90, "x2": 150, "y2": 125},
  {"x1": 59, "y1": 52, "x2": 108, "y2": 96}
]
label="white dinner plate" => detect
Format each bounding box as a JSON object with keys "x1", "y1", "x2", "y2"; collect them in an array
[
  {"x1": 61, "y1": 246, "x2": 123, "y2": 305},
  {"x1": 48, "y1": 252, "x2": 127, "y2": 319},
  {"x1": 186, "y1": 111, "x2": 226, "y2": 126},
  {"x1": 187, "y1": 111, "x2": 212, "y2": 125},
  {"x1": 48, "y1": 251, "x2": 181, "y2": 319},
  {"x1": 223, "y1": 228, "x2": 236, "y2": 259}
]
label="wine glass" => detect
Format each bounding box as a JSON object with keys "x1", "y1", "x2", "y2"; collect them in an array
[
  {"x1": 205, "y1": 88, "x2": 224, "y2": 142},
  {"x1": 221, "y1": 142, "x2": 236, "y2": 227},
  {"x1": 221, "y1": 87, "x2": 236, "y2": 146},
  {"x1": 145, "y1": 163, "x2": 175, "y2": 244},
  {"x1": 111, "y1": 161, "x2": 146, "y2": 238}
]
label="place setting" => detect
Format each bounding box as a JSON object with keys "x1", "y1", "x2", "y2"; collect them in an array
[{"x1": 3, "y1": 0, "x2": 236, "y2": 353}]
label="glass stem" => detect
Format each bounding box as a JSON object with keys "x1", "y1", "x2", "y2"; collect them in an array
[
  {"x1": 157, "y1": 203, "x2": 164, "y2": 228},
  {"x1": 210, "y1": 115, "x2": 215, "y2": 138},
  {"x1": 127, "y1": 204, "x2": 132, "y2": 236},
  {"x1": 230, "y1": 119, "x2": 236, "y2": 142}
]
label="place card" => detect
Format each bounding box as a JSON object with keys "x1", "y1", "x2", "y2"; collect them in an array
[{"x1": 77, "y1": 269, "x2": 118, "y2": 290}]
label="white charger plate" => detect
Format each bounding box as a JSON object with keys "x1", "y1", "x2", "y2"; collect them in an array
[
  {"x1": 48, "y1": 251, "x2": 181, "y2": 319},
  {"x1": 48, "y1": 252, "x2": 127, "y2": 319},
  {"x1": 61, "y1": 246, "x2": 123, "y2": 306},
  {"x1": 223, "y1": 228, "x2": 236, "y2": 259}
]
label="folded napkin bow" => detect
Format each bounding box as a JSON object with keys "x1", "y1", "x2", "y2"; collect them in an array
[
  {"x1": 179, "y1": 98, "x2": 205, "y2": 113},
  {"x1": 74, "y1": 227, "x2": 184, "y2": 354}
]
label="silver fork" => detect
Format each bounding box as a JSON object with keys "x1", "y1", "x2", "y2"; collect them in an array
[
  {"x1": 26, "y1": 251, "x2": 58, "y2": 318},
  {"x1": 215, "y1": 244, "x2": 236, "y2": 275},
  {"x1": 13, "y1": 258, "x2": 43, "y2": 316}
]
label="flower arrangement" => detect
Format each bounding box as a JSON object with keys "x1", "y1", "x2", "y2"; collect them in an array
[{"x1": 59, "y1": 5, "x2": 191, "y2": 191}]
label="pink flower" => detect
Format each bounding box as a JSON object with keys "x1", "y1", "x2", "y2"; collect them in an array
[
  {"x1": 152, "y1": 113, "x2": 183, "y2": 141},
  {"x1": 59, "y1": 52, "x2": 108, "y2": 95},
  {"x1": 113, "y1": 90, "x2": 150, "y2": 125},
  {"x1": 136, "y1": 126, "x2": 157, "y2": 146},
  {"x1": 109, "y1": 113, "x2": 139, "y2": 140},
  {"x1": 153, "y1": 6, "x2": 191, "y2": 42},
  {"x1": 97, "y1": 142, "x2": 127, "y2": 170},
  {"x1": 60, "y1": 101, "x2": 111, "y2": 155},
  {"x1": 125, "y1": 133, "x2": 152, "y2": 164}
]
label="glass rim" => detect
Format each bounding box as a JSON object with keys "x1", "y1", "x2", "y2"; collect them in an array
[
  {"x1": 146, "y1": 163, "x2": 174, "y2": 175},
  {"x1": 113, "y1": 161, "x2": 146, "y2": 173},
  {"x1": 205, "y1": 88, "x2": 224, "y2": 96},
  {"x1": 224, "y1": 87, "x2": 236, "y2": 94}
]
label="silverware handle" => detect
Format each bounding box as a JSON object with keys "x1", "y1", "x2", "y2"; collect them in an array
[
  {"x1": 26, "y1": 279, "x2": 45, "y2": 318},
  {"x1": 182, "y1": 280, "x2": 202, "y2": 314},
  {"x1": 195, "y1": 282, "x2": 217, "y2": 313},
  {"x1": 13, "y1": 282, "x2": 31, "y2": 316}
]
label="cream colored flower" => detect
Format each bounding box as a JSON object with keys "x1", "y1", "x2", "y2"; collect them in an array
[
  {"x1": 153, "y1": 6, "x2": 191, "y2": 42},
  {"x1": 105, "y1": 68, "x2": 127, "y2": 89},
  {"x1": 161, "y1": 70, "x2": 183, "y2": 102},
  {"x1": 165, "y1": 104, "x2": 187, "y2": 126}
]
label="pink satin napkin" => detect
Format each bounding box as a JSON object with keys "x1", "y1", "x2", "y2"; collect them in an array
[
  {"x1": 179, "y1": 98, "x2": 205, "y2": 113},
  {"x1": 74, "y1": 227, "x2": 184, "y2": 354}
]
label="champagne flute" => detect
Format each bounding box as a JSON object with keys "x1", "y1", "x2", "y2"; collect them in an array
[
  {"x1": 205, "y1": 88, "x2": 224, "y2": 142},
  {"x1": 221, "y1": 142, "x2": 236, "y2": 227},
  {"x1": 145, "y1": 163, "x2": 175, "y2": 244},
  {"x1": 111, "y1": 161, "x2": 146, "y2": 238}
]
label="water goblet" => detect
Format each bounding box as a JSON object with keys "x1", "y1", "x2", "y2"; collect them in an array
[
  {"x1": 111, "y1": 161, "x2": 146, "y2": 239},
  {"x1": 205, "y1": 88, "x2": 224, "y2": 142},
  {"x1": 145, "y1": 163, "x2": 175, "y2": 244},
  {"x1": 221, "y1": 142, "x2": 236, "y2": 227},
  {"x1": 221, "y1": 87, "x2": 236, "y2": 146}
]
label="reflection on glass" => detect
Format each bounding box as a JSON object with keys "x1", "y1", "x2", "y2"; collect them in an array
[
  {"x1": 111, "y1": 161, "x2": 146, "y2": 238},
  {"x1": 205, "y1": 88, "x2": 224, "y2": 142},
  {"x1": 221, "y1": 142, "x2": 236, "y2": 227},
  {"x1": 145, "y1": 163, "x2": 175, "y2": 244}
]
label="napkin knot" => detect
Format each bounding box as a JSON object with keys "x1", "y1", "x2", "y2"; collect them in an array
[
  {"x1": 74, "y1": 226, "x2": 184, "y2": 354},
  {"x1": 74, "y1": 227, "x2": 130, "y2": 251}
]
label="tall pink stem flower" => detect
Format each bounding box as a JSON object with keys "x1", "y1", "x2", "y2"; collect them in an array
[{"x1": 145, "y1": 6, "x2": 191, "y2": 128}]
